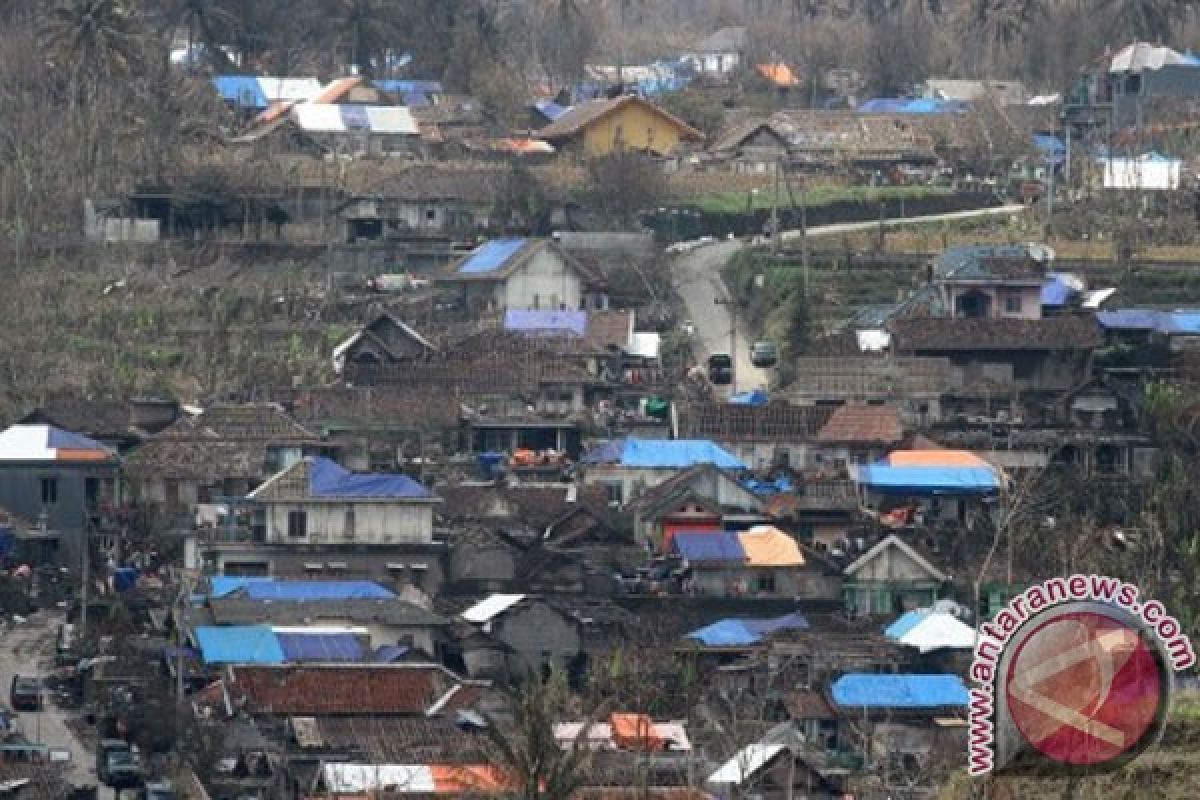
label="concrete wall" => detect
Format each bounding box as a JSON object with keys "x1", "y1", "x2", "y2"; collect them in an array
[
  {"x1": 263, "y1": 501, "x2": 434, "y2": 545},
  {"x1": 690, "y1": 566, "x2": 837, "y2": 599},
  {"x1": 448, "y1": 544, "x2": 517, "y2": 590},
  {"x1": 946, "y1": 284, "x2": 1042, "y2": 320},
  {"x1": 209, "y1": 544, "x2": 445, "y2": 594},
  {"x1": 580, "y1": 103, "x2": 693, "y2": 157},
  {"x1": 0, "y1": 463, "x2": 119, "y2": 565},
  {"x1": 852, "y1": 543, "x2": 936, "y2": 583},
  {"x1": 496, "y1": 602, "x2": 582, "y2": 673},
  {"x1": 502, "y1": 248, "x2": 583, "y2": 310}
]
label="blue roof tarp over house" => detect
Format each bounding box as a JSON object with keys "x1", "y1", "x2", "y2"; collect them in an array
[
  {"x1": 275, "y1": 632, "x2": 365, "y2": 662},
  {"x1": 1096, "y1": 309, "x2": 1165, "y2": 331},
  {"x1": 884, "y1": 609, "x2": 929, "y2": 639},
  {"x1": 729, "y1": 389, "x2": 768, "y2": 406},
  {"x1": 855, "y1": 464, "x2": 999, "y2": 494},
  {"x1": 1041, "y1": 273, "x2": 1077, "y2": 307},
  {"x1": 213, "y1": 75, "x2": 268, "y2": 109},
  {"x1": 535, "y1": 100, "x2": 570, "y2": 121},
  {"x1": 457, "y1": 238, "x2": 528, "y2": 274},
  {"x1": 209, "y1": 577, "x2": 395, "y2": 600},
  {"x1": 857, "y1": 98, "x2": 969, "y2": 114},
  {"x1": 1033, "y1": 134, "x2": 1066, "y2": 166},
  {"x1": 504, "y1": 310, "x2": 588, "y2": 336},
  {"x1": 195, "y1": 626, "x2": 285, "y2": 665},
  {"x1": 831, "y1": 674, "x2": 969, "y2": 709},
  {"x1": 686, "y1": 612, "x2": 810, "y2": 647},
  {"x1": 673, "y1": 532, "x2": 746, "y2": 562},
  {"x1": 309, "y1": 457, "x2": 433, "y2": 499},
  {"x1": 583, "y1": 439, "x2": 745, "y2": 469}
]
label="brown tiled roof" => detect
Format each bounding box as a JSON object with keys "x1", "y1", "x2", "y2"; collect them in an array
[
  {"x1": 164, "y1": 404, "x2": 318, "y2": 441},
  {"x1": 286, "y1": 387, "x2": 460, "y2": 430},
  {"x1": 360, "y1": 164, "x2": 508, "y2": 202},
  {"x1": 585, "y1": 311, "x2": 632, "y2": 351},
  {"x1": 19, "y1": 395, "x2": 136, "y2": 439},
  {"x1": 208, "y1": 597, "x2": 448, "y2": 627},
  {"x1": 816, "y1": 404, "x2": 904, "y2": 444},
  {"x1": 537, "y1": 95, "x2": 703, "y2": 142},
  {"x1": 231, "y1": 664, "x2": 479, "y2": 715},
  {"x1": 785, "y1": 689, "x2": 836, "y2": 720},
  {"x1": 889, "y1": 315, "x2": 1103, "y2": 352},
  {"x1": 679, "y1": 402, "x2": 835, "y2": 441},
  {"x1": 303, "y1": 715, "x2": 490, "y2": 762}
]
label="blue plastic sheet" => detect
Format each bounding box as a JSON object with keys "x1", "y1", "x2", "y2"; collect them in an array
[{"x1": 832, "y1": 674, "x2": 969, "y2": 709}]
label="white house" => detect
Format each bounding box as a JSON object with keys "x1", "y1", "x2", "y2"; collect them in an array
[
  {"x1": 437, "y1": 238, "x2": 608, "y2": 313},
  {"x1": 580, "y1": 438, "x2": 747, "y2": 507},
  {"x1": 682, "y1": 27, "x2": 746, "y2": 77}
]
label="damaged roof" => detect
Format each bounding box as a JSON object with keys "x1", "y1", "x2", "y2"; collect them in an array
[
  {"x1": 816, "y1": 404, "x2": 904, "y2": 444},
  {"x1": 208, "y1": 596, "x2": 447, "y2": 628},
  {"x1": 889, "y1": 315, "x2": 1103, "y2": 351},
  {"x1": 230, "y1": 664, "x2": 481, "y2": 715}
]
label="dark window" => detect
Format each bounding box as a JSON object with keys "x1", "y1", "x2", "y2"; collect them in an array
[
  {"x1": 85, "y1": 477, "x2": 100, "y2": 509},
  {"x1": 164, "y1": 480, "x2": 180, "y2": 509},
  {"x1": 756, "y1": 570, "x2": 777, "y2": 593},
  {"x1": 425, "y1": 207, "x2": 437, "y2": 221},
  {"x1": 287, "y1": 510, "x2": 308, "y2": 538},
  {"x1": 1004, "y1": 293, "x2": 1023, "y2": 313},
  {"x1": 344, "y1": 509, "x2": 356, "y2": 537},
  {"x1": 40, "y1": 478, "x2": 57, "y2": 505}
]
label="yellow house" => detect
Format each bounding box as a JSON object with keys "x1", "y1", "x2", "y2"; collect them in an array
[{"x1": 535, "y1": 94, "x2": 705, "y2": 157}]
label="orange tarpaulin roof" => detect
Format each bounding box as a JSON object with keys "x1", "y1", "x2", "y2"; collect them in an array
[
  {"x1": 886, "y1": 450, "x2": 990, "y2": 467},
  {"x1": 737, "y1": 526, "x2": 805, "y2": 567},
  {"x1": 430, "y1": 765, "x2": 511, "y2": 792},
  {"x1": 611, "y1": 713, "x2": 665, "y2": 750},
  {"x1": 756, "y1": 63, "x2": 800, "y2": 87}
]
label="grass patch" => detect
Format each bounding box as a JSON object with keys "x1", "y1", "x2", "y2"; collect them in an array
[{"x1": 686, "y1": 184, "x2": 953, "y2": 214}]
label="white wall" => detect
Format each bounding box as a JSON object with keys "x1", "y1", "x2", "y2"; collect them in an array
[
  {"x1": 264, "y1": 501, "x2": 434, "y2": 545},
  {"x1": 503, "y1": 248, "x2": 582, "y2": 310}
]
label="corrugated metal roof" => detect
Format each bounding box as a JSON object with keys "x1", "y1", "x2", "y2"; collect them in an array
[
  {"x1": 707, "y1": 743, "x2": 786, "y2": 785},
  {"x1": 258, "y1": 77, "x2": 321, "y2": 102},
  {"x1": 504, "y1": 310, "x2": 588, "y2": 336},
  {"x1": 195, "y1": 625, "x2": 285, "y2": 664},
  {"x1": 291, "y1": 104, "x2": 418, "y2": 135},
  {"x1": 457, "y1": 238, "x2": 528, "y2": 274},
  {"x1": 831, "y1": 674, "x2": 969, "y2": 709},
  {"x1": 461, "y1": 593, "x2": 526, "y2": 623},
  {"x1": 309, "y1": 457, "x2": 434, "y2": 499}
]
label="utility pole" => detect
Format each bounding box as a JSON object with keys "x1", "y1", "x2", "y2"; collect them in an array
[{"x1": 80, "y1": 515, "x2": 88, "y2": 642}]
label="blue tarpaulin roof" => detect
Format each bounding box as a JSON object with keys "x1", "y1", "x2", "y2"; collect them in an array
[
  {"x1": 1096, "y1": 309, "x2": 1165, "y2": 330},
  {"x1": 535, "y1": 100, "x2": 570, "y2": 120},
  {"x1": 276, "y1": 632, "x2": 365, "y2": 662},
  {"x1": 213, "y1": 75, "x2": 268, "y2": 108},
  {"x1": 309, "y1": 457, "x2": 433, "y2": 499},
  {"x1": 729, "y1": 389, "x2": 768, "y2": 406},
  {"x1": 831, "y1": 674, "x2": 969, "y2": 709},
  {"x1": 1041, "y1": 273, "x2": 1077, "y2": 307},
  {"x1": 1033, "y1": 134, "x2": 1066, "y2": 166},
  {"x1": 374, "y1": 644, "x2": 411, "y2": 663},
  {"x1": 210, "y1": 577, "x2": 395, "y2": 600},
  {"x1": 0, "y1": 530, "x2": 12, "y2": 560},
  {"x1": 1159, "y1": 311, "x2": 1200, "y2": 335},
  {"x1": 374, "y1": 79, "x2": 443, "y2": 94},
  {"x1": 504, "y1": 309, "x2": 588, "y2": 336},
  {"x1": 884, "y1": 609, "x2": 929, "y2": 639},
  {"x1": 855, "y1": 464, "x2": 999, "y2": 494},
  {"x1": 457, "y1": 238, "x2": 528, "y2": 274},
  {"x1": 686, "y1": 612, "x2": 810, "y2": 647},
  {"x1": 673, "y1": 532, "x2": 746, "y2": 562},
  {"x1": 195, "y1": 626, "x2": 285, "y2": 665},
  {"x1": 858, "y1": 97, "x2": 969, "y2": 114},
  {"x1": 583, "y1": 438, "x2": 745, "y2": 469}
]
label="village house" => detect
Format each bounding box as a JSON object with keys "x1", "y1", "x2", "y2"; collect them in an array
[
  {"x1": 336, "y1": 165, "x2": 507, "y2": 243},
  {"x1": 677, "y1": 400, "x2": 834, "y2": 471},
  {"x1": 437, "y1": 237, "x2": 609, "y2": 313},
  {"x1": 0, "y1": 423, "x2": 121, "y2": 566},
  {"x1": 853, "y1": 449, "x2": 1002, "y2": 531},
  {"x1": 707, "y1": 724, "x2": 845, "y2": 800},
  {"x1": 625, "y1": 463, "x2": 767, "y2": 550},
  {"x1": 813, "y1": 403, "x2": 906, "y2": 470},
  {"x1": 929, "y1": 244, "x2": 1051, "y2": 321},
  {"x1": 457, "y1": 593, "x2": 583, "y2": 678},
  {"x1": 536, "y1": 94, "x2": 705, "y2": 158},
  {"x1": 671, "y1": 527, "x2": 837, "y2": 599},
  {"x1": 197, "y1": 457, "x2": 444, "y2": 591},
  {"x1": 332, "y1": 313, "x2": 437, "y2": 376},
  {"x1": 787, "y1": 356, "x2": 952, "y2": 427},
  {"x1": 682, "y1": 26, "x2": 747, "y2": 78},
  {"x1": 19, "y1": 393, "x2": 179, "y2": 455},
  {"x1": 581, "y1": 438, "x2": 747, "y2": 508},
  {"x1": 126, "y1": 403, "x2": 328, "y2": 520},
  {"x1": 841, "y1": 534, "x2": 949, "y2": 616}
]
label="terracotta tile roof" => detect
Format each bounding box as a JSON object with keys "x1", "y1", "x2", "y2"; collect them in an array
[
  {"x1": 536, "y1": 95, "x2": 703, "y2": 142},
  {"x1": 231, "y1": 664, "x2": 478, "y2": 715},
  {"x1": 303, "y1": 715, "x2": 490, "y2": 762},
  {"x1": 585, "y1": 311, "x2": 633, "y2": 351},
  {"x1": 285, "y1": 387, "x2": 460, "y2": 430},
  {"x1": 889, "y1": 315, "x2": 1103, "y2": 351},
  {"x1": 816, "y1": 404, "x2": 904, "y2": 444},
  {"x1": 679, "y1": 403, "x2": 835, "y2": 441}
]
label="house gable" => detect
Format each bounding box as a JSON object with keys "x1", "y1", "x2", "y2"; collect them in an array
[{"x1": 844, "y1": 535, "x2": 946, "y2": 583}]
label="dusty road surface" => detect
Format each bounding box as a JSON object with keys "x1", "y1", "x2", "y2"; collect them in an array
[
  {"x1": 0, "y1": 610, "x2": 118, "y2": 796},
  {"x1": 671, "y1": 239, "x2": 773, "y2": 396}
]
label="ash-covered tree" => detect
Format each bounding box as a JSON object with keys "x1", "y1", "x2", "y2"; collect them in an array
[{"x1": 579, "y1": 151, "x2": 669, "y2": 231}]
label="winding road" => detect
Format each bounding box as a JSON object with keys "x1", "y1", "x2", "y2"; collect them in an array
[{"x1": 668, "y1": 204, "x2": 1027, "y2": 395}]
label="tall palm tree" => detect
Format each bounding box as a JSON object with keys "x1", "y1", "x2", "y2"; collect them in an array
[{"x1": 42, "y1": 0, "x2": 143, "y2": 81}]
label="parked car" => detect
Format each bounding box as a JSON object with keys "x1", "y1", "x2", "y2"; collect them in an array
[
  {"x1": 96, "y1": 739, "x2": 142, "y2": 789},
  {"x1": 750, "y1": 340, "x2": 778, "y2": 368},
  {"x1": 9, "y1": 676, "x2": 40, "y2": 711},
  {"x1": 707, "y1": 353, "x2": 733, "y2": 385}
]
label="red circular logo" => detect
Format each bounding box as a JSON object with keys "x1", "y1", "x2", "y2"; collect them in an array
[{"x1": 1005, "y1": 610, "x2": 1163, "y2": 765}]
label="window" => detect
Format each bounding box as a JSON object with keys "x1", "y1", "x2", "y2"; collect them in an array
[
  {"x1": 164, "y1": 479, "x2": 180, "y2": 509},
  {"x1": 756, "y1": 570, "x2": 777, "y2": 594},
  {"x1": 40, "y1": 478, "x2": 57, "y2": 505},
  {"x1": 532, "y1": 294, "x2": 540, "y2": 309},
  {"x1": 287, "y1": 510, "x2": 308, "y2": 538},
  {"x1": 1004, "y1": 293, "x2": 1023, "y2": 314},
  {"x1": 602, "y1": 482, "x2": 624, "y2": 506},
  {"x1": 425, "y1": 207, "x2": 437, "y2": 221},
  {"x1": 344, "y1": 509, "x2": 356, "y2": 538}
]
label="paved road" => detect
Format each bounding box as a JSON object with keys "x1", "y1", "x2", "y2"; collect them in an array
[
  {"x1": 671, "y1": 239, "x2": 772, "y2": 395},
  {"x1": 669, "y1": 204, "x2": 1028, "y2": 395},
  {"x1": 0, "y1": 610, "x2": 108, "y2": 793}
]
